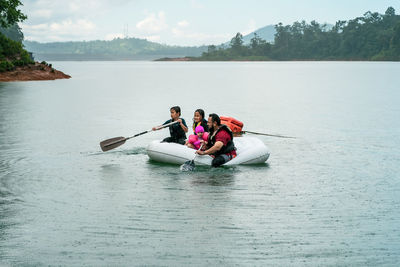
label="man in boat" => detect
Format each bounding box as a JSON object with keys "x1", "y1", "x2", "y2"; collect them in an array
[
  {"x1": 196, "y1": 113, "x2": 236, "y2": 167},
  {"x1": 152, "y1": 106, "x2": 188, "y2": 145}
]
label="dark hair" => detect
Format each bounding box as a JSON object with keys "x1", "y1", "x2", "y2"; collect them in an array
[
  {"x1": 170, "y1": 106, "x2": 181, "y2": 116},
  {"x1": 209, "y1": 113, "x2": 221, "y2": 126},
  {"x1": 195, "y1": 109, "x2": 205, "y2": 119}
]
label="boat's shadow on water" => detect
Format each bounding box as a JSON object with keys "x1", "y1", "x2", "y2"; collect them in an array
[
  {"x1": 84, "y1": 147, "x2": 147, "y2": 156},
  {"x1": 146, "y1": 160, "x2": 270, "y2": 186}
]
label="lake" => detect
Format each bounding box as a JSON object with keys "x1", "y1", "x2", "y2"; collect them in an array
[{"x1": 1, "y1": 61, "x2": 399, "y2": 266}]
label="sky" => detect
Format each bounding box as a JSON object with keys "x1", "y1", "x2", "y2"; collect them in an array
[{"x1": 20, "y1": 0, "x2": 400, "y2": 46}]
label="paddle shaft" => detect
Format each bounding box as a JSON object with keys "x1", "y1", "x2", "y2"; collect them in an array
[
  {"x1": 188, "y1": 143, "x2": 203, "y2": 165},
  {"x1": 100, "y1": 120, "x2": 179, "y2": 151}
]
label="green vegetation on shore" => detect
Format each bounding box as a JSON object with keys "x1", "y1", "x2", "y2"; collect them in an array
[
  {"x1": 23, "y1": 38, "x2": 207, "y2": 61},
  {"x1": 0, "y1": 0, "x2": 33, "y2": 72},
  {"x1": 198, "y1": 7, "x2": 400, "y2": 61}
]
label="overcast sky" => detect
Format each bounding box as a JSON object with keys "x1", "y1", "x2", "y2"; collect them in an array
[{"x1": 20, "y1": 0, "x2": 400, "y2": 46}]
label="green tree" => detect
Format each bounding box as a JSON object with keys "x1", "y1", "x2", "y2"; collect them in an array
[
  {"x1": 230, "y1": 32, "x2": 244, "y2": 55},
  {"x1": 390, "y1": 22, "x2": 400, "y2": 55},
  {"x1": 207, "y1": 45, "x2": 216, "y2": 53},
  {"x1": 385, "y1": 7, "x2": 396, "y2": 16},
  {"x1": 0, "y1": 0, "x2": 27, "y2": 28},
  {"x1": 250, "y1": 33, "x2": 263, "y2": 49}
]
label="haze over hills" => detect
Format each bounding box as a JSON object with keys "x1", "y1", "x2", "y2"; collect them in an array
[
  {"x1": 23, "y1": 25, "x2": 279, "y2": 61},
  {"x1": 22, "y1": 23, "x2": 339, "y2": 61},
  {"x1": 23, "y1": 37, "x2": 208, "y2": 61}
]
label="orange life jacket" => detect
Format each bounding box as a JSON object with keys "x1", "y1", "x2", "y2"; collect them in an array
[{"x1": 220, "y1": 116, "x2": 243, "y2": 133}]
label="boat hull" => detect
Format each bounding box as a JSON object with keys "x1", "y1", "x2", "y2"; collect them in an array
[{"x1": 146, "y1": 136, "x2": 270, "y2": 166}]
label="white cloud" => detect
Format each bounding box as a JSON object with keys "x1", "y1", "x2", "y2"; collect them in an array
[
  {"x1": 68, "y1": 2, "x2": 80, "y2": 12},
  {"x1": 31, "y1": 9, "x2": 53, "y2": 19},
  {"x1": 241, "y1": 19, "x2": 257, "y2": 35},
  {"x1": 177, "y1": 20, "x2": 189, "y2": 28},
  {"x1": 190, "y1": 0, "x2": 204, "y2": 9},
  {"x1": 22, "y1": 0, "x2": 110, "y2": 23},
  {"x1": 49, "y1": 19, "x2": 95, "y2": 33},
  {"x1": 136, "y1": 11, "x2": 168, "y2": 33},
  {"x1": 22, "y1": 19, "x2": 96, "y2": 42},
  {"x1": 171, "y1": 27, "x2": 184, "y2": 36}
]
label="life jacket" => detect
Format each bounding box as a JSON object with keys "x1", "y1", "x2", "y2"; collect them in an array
[
  {"x1": 209, "y1": 124, "x2": 236, "y2": 156},
  {"x1": 166, "y1": 118, "x2": 187, "y2": 140},
  {"x1": 192, "y1": 119, "x2": 208, "y2": 133},
  {"x1": 188, "y1": 132, "x2": 209, "y2": 150},
  {"x1": 220, "y1": 116, "x2": 243, "y2": 133}
]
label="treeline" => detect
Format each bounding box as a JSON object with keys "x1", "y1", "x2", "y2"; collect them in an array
[
  {"x1": 24, "y1": 38, "x2": 207, "y2": 61},
  {"x1": 199, "y1": 7, "x2": 400, "y2": 61}
]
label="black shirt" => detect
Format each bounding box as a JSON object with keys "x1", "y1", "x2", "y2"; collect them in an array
[{"x1": 163, "y1": 118, "x2": 187, "y2": 140}]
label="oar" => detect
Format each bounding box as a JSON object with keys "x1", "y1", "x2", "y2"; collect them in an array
[
  {"x1": 241, "y1": 130, "x2": 296, "y2": 139},
  {"x1": 180, "y1": 144, "x2": 203, "y2": 171},
  {"x1": 100, "y1": 121, "x2": 179, "y2": 152}
]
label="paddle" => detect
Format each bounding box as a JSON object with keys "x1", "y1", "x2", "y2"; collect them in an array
[
  {"x1": 180, "y1": 144, "x2": 203, "y2": 171},
  {"x1": 100, "y1": 121, "x2": 179, "y2": 152},
  {"x1": 241, "y1": 130, "x2": 295, "y2": 139}
]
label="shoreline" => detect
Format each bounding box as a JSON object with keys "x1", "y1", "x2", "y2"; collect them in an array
[
  {"x1": 0, "y1": 62, "x2": 71, "y2": 82},
  {"x1": 154, "y1": 57, "x2": 399, "y2": 62}
]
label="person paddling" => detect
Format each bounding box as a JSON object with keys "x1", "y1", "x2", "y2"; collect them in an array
[
  {"x1": 152, "y1": 106, "x2": 188, "y2": 145},
  {"x1": 196, "y1": 113, "x2": 236, "y2": 167}
]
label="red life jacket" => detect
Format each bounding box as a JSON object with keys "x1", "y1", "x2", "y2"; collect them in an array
[{"x1": 209, "y1": 124, "x2": 236, "y2": 156}]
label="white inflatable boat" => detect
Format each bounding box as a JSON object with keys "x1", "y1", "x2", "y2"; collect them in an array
[{"x1": 146, "y1": 136, "x2": 270, "y2": 166}]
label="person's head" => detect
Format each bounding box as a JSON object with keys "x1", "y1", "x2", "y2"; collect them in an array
[
  {"x1": 170, "y1": 106, "x2": 181, "y2": 120},
  {"x1": 208, "y1": 113, "x2": 220, "y2": 132},
  {"x1": 195, "y1": 125, "x2": 204, "y2": 137},
  {"x1": 193, "y1": 109, "x2": 205, "y2": 123}
]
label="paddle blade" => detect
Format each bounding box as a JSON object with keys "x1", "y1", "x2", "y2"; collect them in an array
[
  {"x1": 100, "y1": 136, "x2": 127, "y2": 152},
  {"x1": 180, "y1": 160, "x2": 195, "y2": 171}
]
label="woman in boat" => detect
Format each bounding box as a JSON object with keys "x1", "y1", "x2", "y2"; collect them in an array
[{"x1": 152, "y1": 106, "x2": 188, "y2": 145}]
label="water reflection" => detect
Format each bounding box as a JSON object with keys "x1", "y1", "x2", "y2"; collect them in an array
[
  {"x1": 189, "y1": 167, "x2": 236, "y2": 186},
  {"x1": 99, "y1": 164, "x2": 123, "y2": 179}
]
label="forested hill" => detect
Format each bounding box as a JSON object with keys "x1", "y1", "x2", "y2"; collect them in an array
[
  {"x1": 198, "y1": 7, "x2": 400, "y2": 61},
  {"x1": 23, "y1": 38, "x2": 207, "y2": 61}
]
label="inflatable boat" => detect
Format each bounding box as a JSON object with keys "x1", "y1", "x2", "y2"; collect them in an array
[{"x1": 146, "y1": 136, "x2": 270, "y2": 166}]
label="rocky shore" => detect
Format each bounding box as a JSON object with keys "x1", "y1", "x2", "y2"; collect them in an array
[
  {"x1": 154, "y1": 57, "x2": 194, "y2": 61},
  {"x1": 0, "y1": 62, "x2": 71, "y2": 82}
]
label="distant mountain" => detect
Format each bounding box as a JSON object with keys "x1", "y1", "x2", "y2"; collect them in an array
[
  {"x1": 243, "y1": 25, "x2": 276, "y2": 43},
  {"x1": 23, "y1": 37, "x2": 207, "y2": 61}
]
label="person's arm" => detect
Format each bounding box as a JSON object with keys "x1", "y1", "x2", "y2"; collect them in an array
[
  {"x1": 196, "y1": 141, "x2": 223, "y2": 155},
  {"x1": 152, "y1": 120, "x2": 170, "y2": 131},
  {"x1": 178, "y1": 119, "x2": 188, "y2": 133}
]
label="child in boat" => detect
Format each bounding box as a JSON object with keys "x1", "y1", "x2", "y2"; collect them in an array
[
  {"x1": 192, "y1": 109, "x2": 209, "y2": 133},
  {"x1": 186, "y1": 125, "x2": 209, "y2": 150},
  {"x1": 152, "y1": 106, "x2": 188, "y2": 145}
]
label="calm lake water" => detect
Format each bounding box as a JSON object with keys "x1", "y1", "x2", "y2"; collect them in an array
[{"x1": 1, "y1": 61, "x2": 400, "y2": 266}]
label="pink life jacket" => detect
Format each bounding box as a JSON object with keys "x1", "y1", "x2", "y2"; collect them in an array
[{"x1": 188, "y1": 132, "x2": 209, "y2": 150}]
